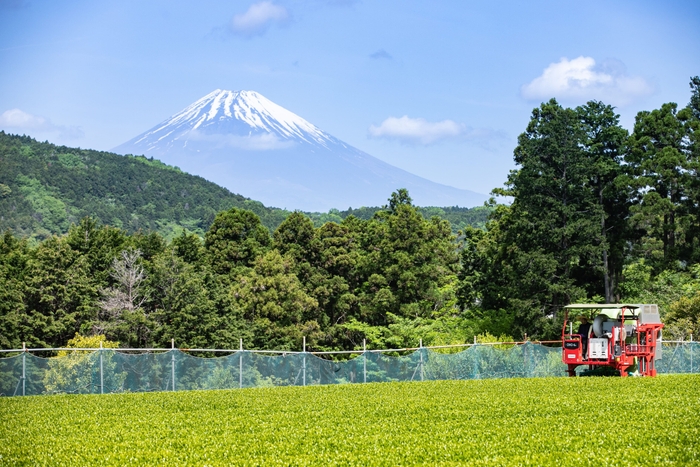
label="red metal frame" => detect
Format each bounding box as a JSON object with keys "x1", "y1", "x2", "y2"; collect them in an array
[{"x1": 561, "y1": 306, "x2": 663, "y2": 377}]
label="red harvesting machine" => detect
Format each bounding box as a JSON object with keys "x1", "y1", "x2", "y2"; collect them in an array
[{"x1": 562, "y1": 304, "x2": 664, "y2": 377}]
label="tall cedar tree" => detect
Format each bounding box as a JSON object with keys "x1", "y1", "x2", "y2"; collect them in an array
[
  {"x1": 460, "y1": 99, "x2": 628, "y2": 338},
  {"x1": 577, "y1": 101, "x2": 630, "y2": 302},
  {"x1": 627, "y1": 102, "x2": 693, "y2": 269}
]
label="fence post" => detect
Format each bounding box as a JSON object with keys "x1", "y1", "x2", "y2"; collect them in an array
[
  {"x1": 363, "y1": 339, "x2": 367, "y2": 384},
  {"x1": 22, "y1": 342, "x2": 26, "y2": 397},
  {"x1": 302, "y1": 336, "x2": 306, "y2": 387},
  {"x1": 239, "y1": 338, "x2": 243, "y2": 389},
  {"x1": 526, "y1": 341, "x2": 532, "y2": 378},
  {"x1": 171, "y1": 339, "x2": 176, "y2": 392},
  {"x1": 523, "y1": 335, "x2": 531, "y2": 377},
  {"x1": 99, "y1": 341, "x2": 104, "y2": 395},
  {"x1": 419, "y1": 339, "x2": 424, "y2": 382}
]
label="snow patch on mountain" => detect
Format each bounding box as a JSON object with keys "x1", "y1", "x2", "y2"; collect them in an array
[{"x1": 132, "y1": 90, "x2": 333, "y2": 151}]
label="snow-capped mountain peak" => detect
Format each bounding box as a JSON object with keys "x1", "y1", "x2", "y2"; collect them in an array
[
  {"x1": 113, "y1": 89, "x2": 487, "y2": 211},
  {"x1": 133, "y1": 90, "x2": 332, "y2": 150}
]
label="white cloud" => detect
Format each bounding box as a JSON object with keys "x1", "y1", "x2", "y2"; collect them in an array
[
  {"x1": 369, "y1": 116, "x2": 507, "y2": 147},
  {"x1": 521, "y1": 56, "x2": 654, "y2": 107},
  {"x1": 369, "y1": 116, "x2": 470, "y2": 145},
  {"x1": 0, "y1": 108, "x2": 49, "y2": 130},
  {"x1": 188, "y1": 130, "x2": 294, "y2": 151},
  {"x1": 230, "y1": 1, "x2": 290, "y2": 37},
  {"x1": 0, "y1": 108, "x2": 84, "y2": 140}
]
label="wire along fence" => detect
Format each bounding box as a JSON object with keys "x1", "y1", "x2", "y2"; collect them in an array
[{"x1": 1, "y1": 341, "x2": 698, "y2": 397}]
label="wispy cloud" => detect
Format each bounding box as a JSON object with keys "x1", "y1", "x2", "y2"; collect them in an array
[
  {"x1": 368, "y1": 116, "x2": 504, "y2": 146},
  {"x1": 188, "y1": 130, "x2": 294, "y2": 151},
  {"x1": 369, "y1": 49, "x2": 392, "y2": 60},
  {"x1": 229, "y1": 1, "x2": 290, "y2": 38},
  {"x1": 521, "y1": 56, "x2": 654, "y2": 107},
  {"x1": 0, "y1": 108, "x2": 84, "y2": 140}
]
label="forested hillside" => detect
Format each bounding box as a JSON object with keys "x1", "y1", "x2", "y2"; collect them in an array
[
  {"x1": 0, "y1": 132, "x2": 289, "y2": 240},
  {"x1": 1, "y1": 77, "x2": 699, "y2": 352},
  {"x1": 0, "y1": 132, "x2": 490, "y2": 240}
]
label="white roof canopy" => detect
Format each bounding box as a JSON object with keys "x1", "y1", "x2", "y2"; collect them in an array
[{"x1": 563, "y1": 304, "x2": 640, "y2": 310}]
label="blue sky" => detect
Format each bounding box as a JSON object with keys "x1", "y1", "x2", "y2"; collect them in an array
[{"x1": 1, "y1": 0, "x2": 699, "y2": 198}]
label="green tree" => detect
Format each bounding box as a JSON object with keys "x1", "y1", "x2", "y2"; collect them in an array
[
  {"x1": 149, "y1": 251, "x2": 236, "y2": 349},
  {"x1": 308, "y1": 219, "x2": 362, "y2": 349},
  {"x1": 65, "y1": 217, "x2": 130, "y2": 284},
  {"x1": 665, "y1": 291, "x2": 700, "y2": 340},
  {"x1": 355, "y1": 191, "x2": 458, "y2": 326},
  {"x1": 205, "y1": 208, "x2": 271, "y2": 276},
  {"x1": 23, "y1": 236, "x2": 96, "y2": 347},
  {"x1": 627, "y1": 102, "x2": 692, "y2": 269},
  {"x1": 387, "y1": 188, "x2": 413, "y2": 213},
  {"x1": 461, "y1": 100, "x2": 623, "y2": 338},
  {"x1": 130, "y1": 230, "x2": 167, "y2": 261},
  {"x1": 43, "y1": 333, "x2": 125, "y2": 394},
  {"x1": 689, "y1": 76, "x2": 700, "y2": 119},
  {"x1": 273, "y1": 211, "x2": 357, "y2": 342},
  {"x1": 0, "y1": 231, "x2": 30, "y2": 349},
  {"x1": 681, "y1": 77, "x2": 700, "y2": 265},
  {"x1": 230, "y1": 250, "x2": 319, "y2": 350},
  {"x1": 273, "y1": 211, "x2": 318, "y2": 265},
  {"x1": 502, "y1": 100, "x2": 592, "y2": 334},
  {"x1": 577, "y1": 101, "x2": 630, "y2": 302},
  {"x1": 172, "y1": 230, "x2": 205, "y2": 266}
]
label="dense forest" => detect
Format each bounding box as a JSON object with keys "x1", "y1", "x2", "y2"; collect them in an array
[
  {"x1": 306, "y1": 205, "x2": 492, "y2": 232},
  {"x1": 1, "y1": 77, "x2": 699, "y2": 351}
]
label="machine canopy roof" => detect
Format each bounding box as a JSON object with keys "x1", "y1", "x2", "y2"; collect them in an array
[{"x1": 564, "y1": 304, "x2": 640, "y2": 309}]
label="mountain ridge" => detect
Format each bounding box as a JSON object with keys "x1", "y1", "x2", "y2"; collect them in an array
[
  {"x1": 0, "y1": 132, "x2": 490, "y2": 242},
  {"x1": 0, "y1": 132, "x2": 288, "y2": 240},
  {"x1": 113, "y1": 90, "x2": 487, "y2": 212}
]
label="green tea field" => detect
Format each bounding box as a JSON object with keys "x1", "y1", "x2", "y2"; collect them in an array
[{"x1": 1, "y1": 375, "x2": 698, "y2": 466}]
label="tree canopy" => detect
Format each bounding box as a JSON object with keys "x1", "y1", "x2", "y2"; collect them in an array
[{"x1": 2, "y1": 76, "x2": 700, "y2": 349}]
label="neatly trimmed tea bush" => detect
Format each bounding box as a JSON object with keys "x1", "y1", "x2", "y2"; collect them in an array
[{"x1": 1, "y1": 375, "x2": 698, "y2": 466}]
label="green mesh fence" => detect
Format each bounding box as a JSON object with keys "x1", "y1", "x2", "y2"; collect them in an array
[{"x1": 1, "y1": 342, "x2": 697, "y2": 396}]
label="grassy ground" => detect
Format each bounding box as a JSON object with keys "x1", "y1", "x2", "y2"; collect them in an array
[{"x1": 1, "y1": 375, "x2": 698, "y2": 466}]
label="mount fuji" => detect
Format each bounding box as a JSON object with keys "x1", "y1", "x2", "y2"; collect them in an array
[{"x1": 113, "y1": 90, "x2": 487, "y2": 211}]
